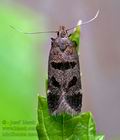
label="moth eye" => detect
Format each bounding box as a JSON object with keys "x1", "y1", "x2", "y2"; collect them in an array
[
  {"x1": 51, "y1": 76, "x2": 60, "y2": 88},
  {"x1": 51, "y1": 42, "x2": 54, "y2": 46},
  {"x1": 68, "y1": 76, "x2": 77, "y2": 88},
  {"x1": 51, "y1": 38, "x2": 55, "y2": 46}
]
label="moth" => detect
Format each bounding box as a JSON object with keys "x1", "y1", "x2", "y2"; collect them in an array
[
  {"x1": 10, "y1": 10, "x2": 99, "y2": 115},
  {"x1": 47, "y1": 10, "x2": 99, "y2": 115},
  {"x1": 47, "y1": 26, "x2": 82, "y2": 115}
]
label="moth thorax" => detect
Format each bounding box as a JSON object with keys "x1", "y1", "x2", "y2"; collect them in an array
[{"x1": 58, "y1": 26, "x2": 67, "y2": 38}]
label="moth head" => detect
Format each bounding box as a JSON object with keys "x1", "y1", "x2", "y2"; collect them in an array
[
  {"x1": 50, "y1": 26, "x2": 75, "y2": 52},
  {"x1": 51, "y1": 37, "x2": 72, "y2": 52},
  {"x1": 57, "y1": 26, "x2": 67, "y2": 38}
]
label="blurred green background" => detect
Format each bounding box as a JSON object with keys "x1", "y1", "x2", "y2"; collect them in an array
[{"x1": 0, "y1": 4, "x2": 47, "y2": 140}]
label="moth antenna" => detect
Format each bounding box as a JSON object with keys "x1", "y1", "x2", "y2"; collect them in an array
[
  {"x1": 81, "y1": 9, "x2": 99, "y2": 25},
  {"x1": 67, "y1": 9, "x2": 100, "y2": 31},
  {"x1": 9, "y1": 25, "x2": 57, "y2": 34}
]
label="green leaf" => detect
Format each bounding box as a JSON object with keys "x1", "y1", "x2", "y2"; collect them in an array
[
  {"x1": 37, "y1": 96, "x2": 104, "y2": 140},
  {"x1": 69, "y1": 26, "x2": 80, "y2": 52}
]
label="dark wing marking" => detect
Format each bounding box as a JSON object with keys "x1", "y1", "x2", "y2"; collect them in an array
[
  {"x1": 47, "y1": 93, "x2": 60, "y2": 112},
  {"x1": 51, "y1": 76, "x2": 60, "y2": 88},
  {"x1": 66, "y1": 92, "x2": 82, "y2": 111},
  {"x1": 70, "y1": 62, "x2": 76, "y2": 68},
  {"x1": 68, "y1": 76, "x2": 77, "y2": 88},
  {"x1": 51, "y1": 61, "x2": 76, "y2": 70}
]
